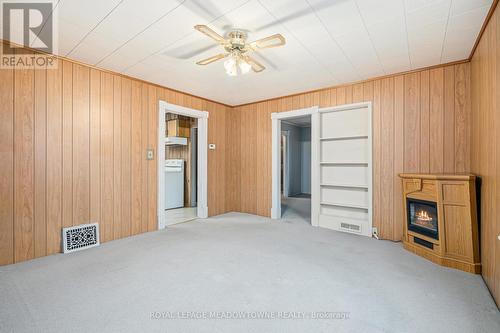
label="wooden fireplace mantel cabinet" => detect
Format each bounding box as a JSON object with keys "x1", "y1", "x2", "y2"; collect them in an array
[{"x1": 399, "y1": 174, "x2": 481, "y2": 274}]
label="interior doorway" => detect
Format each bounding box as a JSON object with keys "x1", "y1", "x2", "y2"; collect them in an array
[
  {"x1": 158, "y1": 101, "x2": 208, "y2": 230},
  {"x1": 280, "y1": 116, "x2": 312, "y2": 223},
  {"x1": 281, "y1": 132, "x2": 288, "y2": 197},
  {"x1": 164, "y1": 113, "x2": 198, "y2": 225},
  {"x1": 271, "y1": 106, "x2": 319, "y2": 225}
]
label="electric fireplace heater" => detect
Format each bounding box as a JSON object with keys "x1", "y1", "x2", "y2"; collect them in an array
[
  {"x1": 406, "y1": 198, "x2": 438, "y2": 240},
  {"x1": 400, "y1": 174, "x2": 480, "y2": 273}
]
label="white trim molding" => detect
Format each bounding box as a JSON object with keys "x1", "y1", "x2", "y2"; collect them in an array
[
  {"x1": 271, "y1": 106, "x2": 318, "y2": 120},
  {"x1": 158, "y1": 101, "x2": 209, "y2": 230},
  {"x1": 271, "y1": 106, "x2": 319, "y2": 223}
]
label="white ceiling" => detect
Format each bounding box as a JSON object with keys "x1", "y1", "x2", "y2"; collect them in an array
[{"x1": 7, "y1": 0, "x2": 493, "y2": 105}]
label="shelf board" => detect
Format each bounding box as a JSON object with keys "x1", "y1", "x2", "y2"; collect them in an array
[
  {"x1": 320, "y1": 201, "x2": 369, "y2": 210},
  {"x1": 320, "y1": 183, "x2": 369, "y2": 189},
  {"x1": 320, "y1": 135, "x2": 368, "y2": 141},
  {"x1": 320, "y1": 162, "x2": 368, "y2": 166}
]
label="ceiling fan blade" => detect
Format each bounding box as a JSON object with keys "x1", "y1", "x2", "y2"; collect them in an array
[
  {"x1": 244, "y1": 55, "x2": 266, "y2": 73},
  {"x1": 194, "y1": 25, "x2": 226, "y2": 45},
  {"x1": 249, "y1": 34, "x2": 286, "y2": 50},
  {"x1": 162, "y1": 43, "x2": 219, "y2": 60},
  {"x1": 196, "y1": 53, "x2": 228, "y2": 65}
]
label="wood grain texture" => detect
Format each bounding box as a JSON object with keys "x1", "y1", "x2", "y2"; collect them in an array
[
  {"x1": 62, "y1": 61, "x2": 73, "y2": 230},
  {"x1": 230, "y1": 63, "x2": 471, "y2": 242},
  {"x1": 121, "y1": 78, "x2": 131, "y2": 238},
  {"x1": 46, "y1": 59, "x2": 62, "y2": 255},
  {"x1": 130, "y1": 80, "x2": 142, "y2": 236},
  {"x1": 147, "y1": 86, "x2": 157, "y2": 232},
  {"x1": 404, "y1": 73, "x2": 420, "y2": 173},
  {"x1": 455, "y1": 64, "x2": 470, "y2": 173},
  {"x1": 429, "y1": 68, "x2": 445, "y2": 173},
  {"x1": 207, "y1": 102, "x2": 219, "y2": 215},
  {"x1": 14, "y1": 52, "x2": 35, "y2": 262},
  {"x1": 0, "y1": 62, "x2": 14, "y2": 265},
  {"x1": 444, "y1": 66, "x2": 456, "y2": 173},
  {"x1": 1, "y1": 43, "x2": 230, "y2": 265},
  {"x1": 140, "y1": 84, "x2": 148, "y2": 234},
  {"x1": 72, "y1": 64, "x2": 90, "y2": 227},
  {"x1": 420, "y1": 70, "x2": 430, "y2": 174},
  {"x1": 34, "y1": 57, "x2": 47, "y2": 258},
  {"x1": 225, "y1": 106, "x2": 241, "y2": 212},
  {"x1": 393, "y1": 76, "x2": 405, "y2": 241},
  {"x1": 89, "y1": 69, "x2": 101, "y2": 228},
  {"x1": 100, "y1": 72, "x2": 114, "y2": 242},
  {"x1": 113, "y1": 76, "x2": 122, "y2": 239},
  {"x1": 372, "y1": 80, "x2": 381, "y2": 238},
  {"x1": 380, "y1": 78, "x2": 394, "y2": 240},
  {"x1": 470, "y1": 2, "x2": 500, "y2": 308}
]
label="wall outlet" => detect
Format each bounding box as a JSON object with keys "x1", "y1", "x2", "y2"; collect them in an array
[
  {"x1": 208, "y1": 143, "x2": 216, "y2": 150},
  {"x1": 146, "y1": 149, "x2": 154, "y2": 160},
  {"x1": 372, "y1": 227, "x2": 379, "y2": 240}
]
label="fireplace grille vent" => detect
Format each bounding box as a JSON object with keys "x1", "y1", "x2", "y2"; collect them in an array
[
  {"x1": 62, "y1": 223, "x2": 100, "y2": 253},
  {"x1": 340, "y1": 222, "x2": 361, "y2": 233}
]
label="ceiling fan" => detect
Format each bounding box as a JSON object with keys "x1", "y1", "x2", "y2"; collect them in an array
[{"x1": 194, "y1": 25, "x2": 286, "y2": 76}]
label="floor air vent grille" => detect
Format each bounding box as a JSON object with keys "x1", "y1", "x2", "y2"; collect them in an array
[
  {"x1": 340, "y1": 222, "x2": 361, "y2": 233},
  {"x1": 63, "y1": 223, "x2": 100, "y2": 253}
]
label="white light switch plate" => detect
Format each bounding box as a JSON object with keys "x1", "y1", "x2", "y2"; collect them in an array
[{"x1": 209, "y1": 144, "x2": 216, "y2": 150}]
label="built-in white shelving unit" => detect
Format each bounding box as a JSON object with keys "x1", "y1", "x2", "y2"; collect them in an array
[
  {"x1": 320, "y1": 135, "x2": 368, "y2": 141},
  {"x1": 320, "y1": 202, "x2": 369, "y2": 210},
  {"x1": 316, "y1": 103, "x2": 372, "y2": 237},
  {"x1": 320, "y1": 162, "x2": 368, "y2": 166},
  {"x1": 320, "y1": 183, "x2": 369, "y2": 189}
]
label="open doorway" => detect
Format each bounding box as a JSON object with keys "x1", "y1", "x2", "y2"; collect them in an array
[
  {"x1": 164, "y1": 113, "x2": 198, "y2": 225},
  {"x1": 271, "y1": 106, "x2": 318, "y2": 225},
  {"x1": 280, "y1": 116, "x2": 311, "y2": 223},
  {"x1": 158, "y1": 101, "x2": 208, "y2": 230}
]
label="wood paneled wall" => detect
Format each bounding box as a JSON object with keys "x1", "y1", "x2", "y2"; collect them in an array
[
  {"x1": 0, "y1": 43, "x2": 475, "y2": 269},
  {"x1": 0, "y1": 46, "x2": 229, "y2": 265},
  {"x1": 230, "y1": 63, "x2": 471, "y2": 242},
  {"x1": 470, "y1": 2, "x2": 500, "y2": 307}
]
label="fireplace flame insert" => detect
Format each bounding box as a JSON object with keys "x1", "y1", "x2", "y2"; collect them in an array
[{"x1": 406, "y1": 198, "x2": 439, "y2": 240}]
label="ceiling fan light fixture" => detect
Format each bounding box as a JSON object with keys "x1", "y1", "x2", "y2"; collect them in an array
[
  {"x1": 194, "y1": 25, "x2": 286, "y2": 75},
  {"x1": 224, "y1": 52, "x2": 251, "y2": 76},
  {"x1": 239, "y1": 59, "x2": 251, "y2": 74},
  {"x1": 224, "y1": 54, "x2": 238, "y2": 76}
]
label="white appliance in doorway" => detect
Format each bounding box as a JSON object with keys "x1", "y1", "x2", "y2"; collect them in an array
[{"x1": 165, "y1": 159, "x2": 184, "y2": 210}]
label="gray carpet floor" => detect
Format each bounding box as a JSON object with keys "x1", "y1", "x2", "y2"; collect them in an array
[
  {"x1": 1, "y1": 212, "x2": 499, "y2": 333},
  {"x1": 282, "y1": 195, "x2": 311, "y2": 224}
]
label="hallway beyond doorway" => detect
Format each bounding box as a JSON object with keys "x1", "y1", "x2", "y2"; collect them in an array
[{"x1": 281, "y1": 195, "x2": 311, "y2": 224}]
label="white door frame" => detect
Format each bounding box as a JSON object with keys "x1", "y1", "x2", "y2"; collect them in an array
[
  {"x1": 158, "y1": 101, "x2": 209, "y2": 229},
  {"x1": 271, "y1": 106, "x2": 319, "y2": 225},
  {"x1": 281, "y1": 130, "x2": 290, "y2": 197}
]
